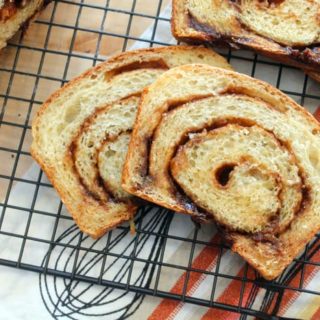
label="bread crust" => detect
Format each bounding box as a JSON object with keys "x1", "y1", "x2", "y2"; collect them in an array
[
  {"x1": 172, "y1": 0, "x2": 320, "y2": 76},
  {"x1": 122, "y1": 64, "x2": 320, "y2": 279},
  {"x1": 0, "y1": 0, "x2": 50, "y2": 49},
  {"x1": 31, "y1": 46, "x2": 232, "y2": 238}
]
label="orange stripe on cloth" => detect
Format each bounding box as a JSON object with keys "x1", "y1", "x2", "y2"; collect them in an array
[
  {"x1": 148, "y1": 234, "x2": 222, "y2": 320},
  {"x1": 202, "y1": 240, "x2": 320, "y2": 318},
  {"x1": 272, "y1": 245, "x2": 320, "y2": 316},
  {"x1": 311, "y1": 306, "x2": 320, "y2": 320},
  {"x1": 201, "y1": 266, "x2": 256, "y2": 320}
]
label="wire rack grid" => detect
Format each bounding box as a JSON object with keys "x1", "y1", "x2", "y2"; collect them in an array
[{"x1": 0, "y1": 0, "x2": 320, "y2": 319}]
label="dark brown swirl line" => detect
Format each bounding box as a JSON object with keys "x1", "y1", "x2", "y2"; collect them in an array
[
  {"x1": 67, "y1": 57, "x2": 171, "y2": 204},
  {"x1": 69, "y1": 95, "x2": 140, "y2": 204},
  {"x1": 170, "y1": 123, "x2": 308, "y2": 237},
  {"x1": 104, "y1": 59, "x2": 169, "y2": 81},
  {"x1": 96, "y1": 131, "x2": 133, "y2": 202},
  {"x1": 130, "y1": 93, "x2": 310, "y2": 238},
  {"x1": 186, "y1": 3, "x2": 320, "y2": 70}
]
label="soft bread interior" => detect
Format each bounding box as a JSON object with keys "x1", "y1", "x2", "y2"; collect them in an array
[
  {"x1": 239, "y1": 0, "x2": 320, "y2": 46},
  {"x1": 186, "y1": 0, "x2": 320, "y2": 47}
]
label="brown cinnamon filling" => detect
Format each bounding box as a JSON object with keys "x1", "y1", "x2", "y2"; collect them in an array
[
  {"x1": 0, "y1": 0, "x2": 30, "y2": 21},
  {"x1": 68, "y1": 94, "x2": 143, "y2": 205},
  {"x1": 256, "y1": 0, "x2": 286, "y2": 7},
  {"x1": 188, "y1": 12, "x2": 320, "y2": 71},
  {"x1": 174, "y1": 127, "x2": 308, "y2": 236},
  {"x1": 231, "y1": 0, "x2": 285, "y2": 5},
  {"x1": 71, "y1": 127, "x2": 142, "y2": 205},
  {"x1": 215, "y1": 163, "x2": 236, "y2": 187},
  {"x1": 188, "y1": 13, "x2": 223, "y2": 40},
  {"x1": 147, "y1": 118, "x2": 259, "y2": 224},
  {"x1": 96, "y1": 130, "x2": 133, "y2": 202},
  {"x1": 104, "y1": 59, "x2": 169, "y2": 81},
  {"x1": 68, "y1": 142, "x2": 104, "y2": 203}
]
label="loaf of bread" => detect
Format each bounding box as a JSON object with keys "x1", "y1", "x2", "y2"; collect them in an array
[
  {"x1": 172, "y1": 0, "x2": 320, "y2": 77},
  {"x1": 122, "y1": 64, "x2": 320, "y2": 280},
  {"x1": 31, "y1": 46, "x2": 232, "y2": 238},
  {"x1": 0, "y1": 0, "x2": 49, "y2": 49}
]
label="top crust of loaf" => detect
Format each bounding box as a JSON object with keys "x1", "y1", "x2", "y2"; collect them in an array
[
  {"x1": 31, "y1": 46, "x2": 232, "y2": 238},
  {"x1": 122, "y1": 63, "x2": 320, "y2": 279},
  {"x1": 172, "y1": 0, "x2": 320, "y2": 73}
]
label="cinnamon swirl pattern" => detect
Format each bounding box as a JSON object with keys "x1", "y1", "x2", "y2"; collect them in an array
[
  {"x1": 172, "y1": 0, "x2": 320, "y2": 77},
  {"x1": 31, "y1": 47, "x2": 232, "y2": 238},
  {"x1": 122, "y1": 64, "x2": 320, "y2": 279}
]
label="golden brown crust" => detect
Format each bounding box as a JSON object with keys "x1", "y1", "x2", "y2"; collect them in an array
[
  {"x1": 31, "y1": 148, "x2": 134, "y2": 238},
  {"x1": 33, "y1": 46, "x2": 229, "y2": 120},
  {"x1": 172, "y1": 0, "x2": 320, "y2": 75},
  {"x1": 306, "y1": 70, "x2": 320, "y2": 82}
]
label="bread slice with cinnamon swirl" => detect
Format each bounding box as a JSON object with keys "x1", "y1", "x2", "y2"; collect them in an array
[
  {"x1": 31, "y1": 46, "x2": 232, "y2": 238},
  {"x1": 122, "y1": 64, "x2": 320, "y2": 280},
  {"x1": 0, "y1": 0, "x2": 49, "y2": 49},
  {"x1": 172, "y1": 0, "x2": 320, "y2": 79}
]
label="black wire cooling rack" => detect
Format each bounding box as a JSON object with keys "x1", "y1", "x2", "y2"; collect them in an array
[{"x1": 1, "y1": 1, "x2": 320, "y2": 319}]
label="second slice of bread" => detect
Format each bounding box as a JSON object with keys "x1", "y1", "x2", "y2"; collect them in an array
[
  {"x1": 122, "y1": 64, "x2": 320, "y2": 279},
  {"x1": 31, "y1": 46, "x2": 232, "y2": 238}
]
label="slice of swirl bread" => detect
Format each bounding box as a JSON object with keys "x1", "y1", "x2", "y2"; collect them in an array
[
  {"x1": 31, "y1": 46, "x2": 232, "y2": 238},
  {"x1": 0, "y1": 0, "x2": 49, "y2": 49},
  {"x1": 122, "y1": 64, "x2": 320, "y2": 280},
  {"x1": 172, "y1": 0, "x2": 320, "y2": 77}
]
